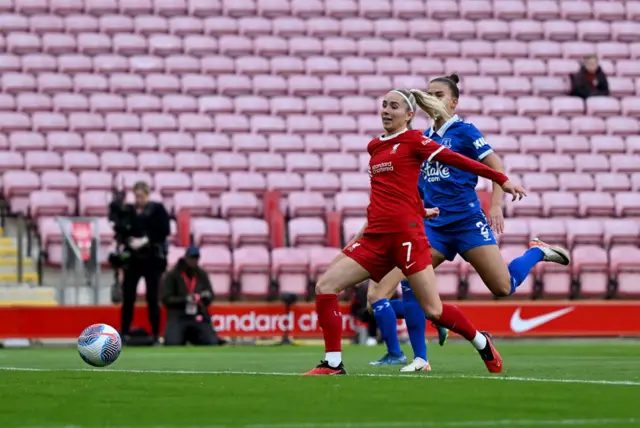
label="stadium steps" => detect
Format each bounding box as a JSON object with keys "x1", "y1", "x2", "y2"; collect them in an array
[
  {"x1": 0, "y1": 225, "x2": 38, "y2": 284},
  {"x1": 0, "y1": 285, "x2": 57, "y2": 306}
]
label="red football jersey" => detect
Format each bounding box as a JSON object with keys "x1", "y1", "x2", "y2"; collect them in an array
[{"x1": 365, "y1": 129, "x2": 508, "y2": 235}]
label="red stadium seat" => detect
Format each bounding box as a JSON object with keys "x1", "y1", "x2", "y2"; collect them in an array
[
  {"x1": 25, "y1": 151, "x2": 62, "y2": 172},
  {"x1": 572, "y1": 245, "x2": 609, "y2": 298},
  {"x1": 615, "y1": 192, "x2": 640, "y2": 216},
  {"x1": 555, "y1": 135, "x2": 590, "y2": 154},
  {"x1": 266, "y1": 172, "x2": 304, "y2": 195},
  {"x1": 288, "y1": 217, "x2": 326, "y2": 246},
  {"x1": 610, "y1": 245, "x2": 640, "y2": 298},
  {"x1": 192, "y1": 172, "x2": 229, "y2": 196},
  {"x1": 578, "y1": 192, "x2": 616, "y2": 217},
  {"x1": 499, "y1": 218, "x2": 530, "y2": 246},
  {"x1": 591, "y1": 136, "x2": 626, "y2": 155},
  {"x1": 522, "y1": 173, "x2": 559, "y2": 192},
  {"x1": 173, "y1": 191, "x2": 212, "y2": 217},
  {"x1": 306, "y1": 134, "x2": 341, "y2": 153},
  {"x1": 519, "y1": 135, "x2": 555, "y2": 154},
  {"x1": 66, "y1": 153, "x2": 100, "y2": 173},
  {"x1": 230, "y1": 218, "x2": 269, "y2": 247},
  {"x1": 566, "y1": 219, "x2": 604, "y2": 248},
  {"x1": 603, "y1": 219, "x2": 640, "y2": 247},
  {"x1": 505, "y1": 191, "x2": 542, "y2": 217},
  {"x1": 529, "y1": 218, "x2": 567, "y2": 247},
  {"x1": 3, "y1": 171, "x2": 40, "y2": 198},
  {"x1": 271, "y1": 247, "x2": 309, "y2": 297},
  {"x1": 192, "y1": 218, "x2": 231, "y2": 247},
  {"x1": 287, "y1": 191, "x2": 325, "y2": 217},
  {"x1": 197, "y1": 246, "x2": 232, "y2": 297},
  {"x1": 229, "y1": 172, "x2": 266, "y2": 193},
  {"x1": 542, "y1": 192, "x2": 579, "y2": 217},
  {"x1": 220, "y1": 192, "x2": 260, "y2": 217}
]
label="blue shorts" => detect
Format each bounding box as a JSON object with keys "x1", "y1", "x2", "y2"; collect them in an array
[{"x1": 424, "y1": 210, "x2": 497, "y2": 262}]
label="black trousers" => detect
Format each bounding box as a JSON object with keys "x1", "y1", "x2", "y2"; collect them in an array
[
  {"x1": 120, "y1": 259, "x2": 164, "y2": 339},
  {"x1": 355, "y1": 308, "x2": 378, "y2": 338},
  {"x1": 164, "y1": 317, "x2": 220, "y2": 346}
]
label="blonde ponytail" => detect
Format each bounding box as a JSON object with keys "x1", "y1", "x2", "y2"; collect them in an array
[{"x1": 409, "y1": 89, "x2": 450, "y2": 122}]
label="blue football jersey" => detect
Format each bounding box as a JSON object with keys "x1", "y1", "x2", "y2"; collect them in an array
[{"x1": 419, "y1": 115, "x2": 494, "y2": 227}]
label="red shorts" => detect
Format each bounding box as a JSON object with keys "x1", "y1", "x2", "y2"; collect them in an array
[{"x1": 342, "y1": 231, "x2": 432, "y2": 283}]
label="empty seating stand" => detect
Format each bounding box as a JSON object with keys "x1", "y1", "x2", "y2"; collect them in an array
[{"x1": 3, "y1": 0, "x2": 639, "y2": 300}]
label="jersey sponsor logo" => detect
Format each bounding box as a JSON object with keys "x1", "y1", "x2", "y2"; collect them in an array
[
  {"x1": 475, "y1": 221, "x2": 493, "y2": 241},
  {"x1": 421, "y1": 137, "x2": 431, "y2": 146},
  {"x1": 370, "y1": 161, "x2": 394, "y2": 174},
  {"x1": 405, "y1": 261, "x2": 416, "y2": 269},
  {"x1": 441, "y1": 138, "x2": 452, "y2": 148},
  {"x1": 422, "y1": 161, "x2": 450, "y2": 183},
  {"x1": 348, "y1": 242, "x2": 360, "y2": 252},
  {"x1": 473, "y1": 137, "x2": 487, "y2": 150},
  {"x1": 509, "y1": 307, "x2": 575, "y2": 333},
  {"x1": 390, "y1": 143, "x2": 400, "y2": 154}
]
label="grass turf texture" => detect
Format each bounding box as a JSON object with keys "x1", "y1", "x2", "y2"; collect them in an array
[{"x1": 0, "y1": 341, "x2": 638, "y2": 428}]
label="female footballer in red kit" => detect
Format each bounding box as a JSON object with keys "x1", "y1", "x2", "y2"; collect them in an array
[{"x1": 304, "y1": 89, "x2": 527, "y2": 376}]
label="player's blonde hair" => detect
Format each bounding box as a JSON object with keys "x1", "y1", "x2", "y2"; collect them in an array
[{"x1": 391, "y1": 89, "x2": 450, "y2": 128}]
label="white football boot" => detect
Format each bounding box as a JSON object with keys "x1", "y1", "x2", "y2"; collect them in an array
[
  {"x1": 400, "y1": 357, "x2": 431, "y2": 372},
  {"x1": 529, "y1": 238, "x2": 571, "y2": 265}
]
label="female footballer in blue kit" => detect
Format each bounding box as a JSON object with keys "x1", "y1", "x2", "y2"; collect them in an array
[{"x1": 368, "y1": 74, "x2": 571, "y2": 372}]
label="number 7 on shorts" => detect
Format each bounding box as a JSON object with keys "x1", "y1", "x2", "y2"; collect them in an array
[{"x1": 402, "y1": 241, "x2": 413, "y2": 267}]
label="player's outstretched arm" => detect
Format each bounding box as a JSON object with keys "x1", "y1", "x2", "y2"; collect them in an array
[{"x1": 419, "y1": 141, "x2": 527, "y2": 201}]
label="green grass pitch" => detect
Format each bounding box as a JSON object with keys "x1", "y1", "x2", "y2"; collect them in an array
[{"x1": 0, "y1": 341, "x2": 638, "y2": 428}]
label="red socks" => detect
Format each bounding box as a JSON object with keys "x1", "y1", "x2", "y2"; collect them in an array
[
  {"x1": 438, "y1": 304, "x2": 478, "y2": 341},
  {"x1": 316, "y1": 294, "x2": 342, "y2": 352}
]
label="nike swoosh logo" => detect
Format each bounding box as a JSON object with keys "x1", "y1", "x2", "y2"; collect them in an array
[
  {"x1": 510, "y1": 307, "x2": 575, "y2": 333},
  {"x1": 405, "y1": 262, "x2": 415, "y2": 269}
]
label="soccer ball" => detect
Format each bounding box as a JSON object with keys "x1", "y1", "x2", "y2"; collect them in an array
[{"x1": 77, "y1": 323, "x2": 122, "y2": 367}]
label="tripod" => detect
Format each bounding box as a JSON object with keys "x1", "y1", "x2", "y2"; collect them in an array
[{"x1": 276, "y1": 293, "x2": 298, "y2": 346}]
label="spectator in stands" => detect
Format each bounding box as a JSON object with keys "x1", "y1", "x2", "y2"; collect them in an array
[
  {"x1": 118, "y1": 181, "x2": 171, "y2": 345},
  {"x1": 162, "y1": 246, "x2": 224, "y2": 346},
  {"x1": 570, "y1": 55, "x2": 610, "y2": 99}
]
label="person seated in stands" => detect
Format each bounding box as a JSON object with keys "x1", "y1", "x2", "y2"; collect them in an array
[
  {"x1": 570, "y1": 55, "x2": 610, "y2": 99},
  {"x1": 162, "y1": 246, "x2": 225, "y2": 346}
]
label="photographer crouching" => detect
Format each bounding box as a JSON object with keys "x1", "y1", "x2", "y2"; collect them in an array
[
  {"x1": 162, "y1": 246, "x2": 224, "y2": 346},
  {"x1": 109, "y1": 181, "x2": 170, "y2": 345}
]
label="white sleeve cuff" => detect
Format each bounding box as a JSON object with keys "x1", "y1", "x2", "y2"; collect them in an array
[{"x1": 477, "y1": 149, "x2": 494, "y2": 161}]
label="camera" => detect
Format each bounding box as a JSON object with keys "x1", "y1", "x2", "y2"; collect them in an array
[{"x1": 108, "y1": 188, "x2": 135, "y2": 269}]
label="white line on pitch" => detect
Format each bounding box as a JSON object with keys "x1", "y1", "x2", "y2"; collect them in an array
[
  {"x1": 23, "y1": 417, "x2": 640, "y2": 428},
  {"x1": 1, "y1": 366, "x2": 639, "y2": 387}
]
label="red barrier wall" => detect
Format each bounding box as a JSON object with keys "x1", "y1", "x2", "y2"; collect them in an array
[{"x1": 1, "y1": 301, "x2": 639, "y2": 339}]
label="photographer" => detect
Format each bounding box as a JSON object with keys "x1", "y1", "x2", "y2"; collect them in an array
[
  {"x1": 350, "y1": 281, "x2": 379, "y2": 346},
  {"x1": 110, "y1": 181, "x2": 170, "y2": 345},
  {"x1": 162, "y1": 246, "x2": 224, "y2": 346}
]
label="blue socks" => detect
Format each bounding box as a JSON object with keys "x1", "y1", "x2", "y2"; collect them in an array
[
  {"x1": 372, "y1": 299, "x2": 403, "y2": 356},
  {"x1": 400, "y1": 281, "x2": 428, "y2": 361},
  {"x1": 507, "y1": 247, "x2": 545, "y2": 295},
  {"x1": 390, "y1": 299, "x2": 405, "y2": 318},
  {"x1": 382, "y1": 281, "x2": 428, "y2": 361}
]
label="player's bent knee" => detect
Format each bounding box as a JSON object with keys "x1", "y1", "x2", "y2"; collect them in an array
[
  {"x1": 423, "y1": 302, "x2": 443, "y2": 320},
  {"x1": 488, "y1": 282, "x2": 511, "y2": 298},
  {"x1": 315, "y1": 272, "x2": 341, "y2": 295},
  {"x1": 314, "y1": 280, "x2": 335, "y2": 295},
  {"x1": 367, "y1": 288, "x2": 385, "y2": 306}
]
